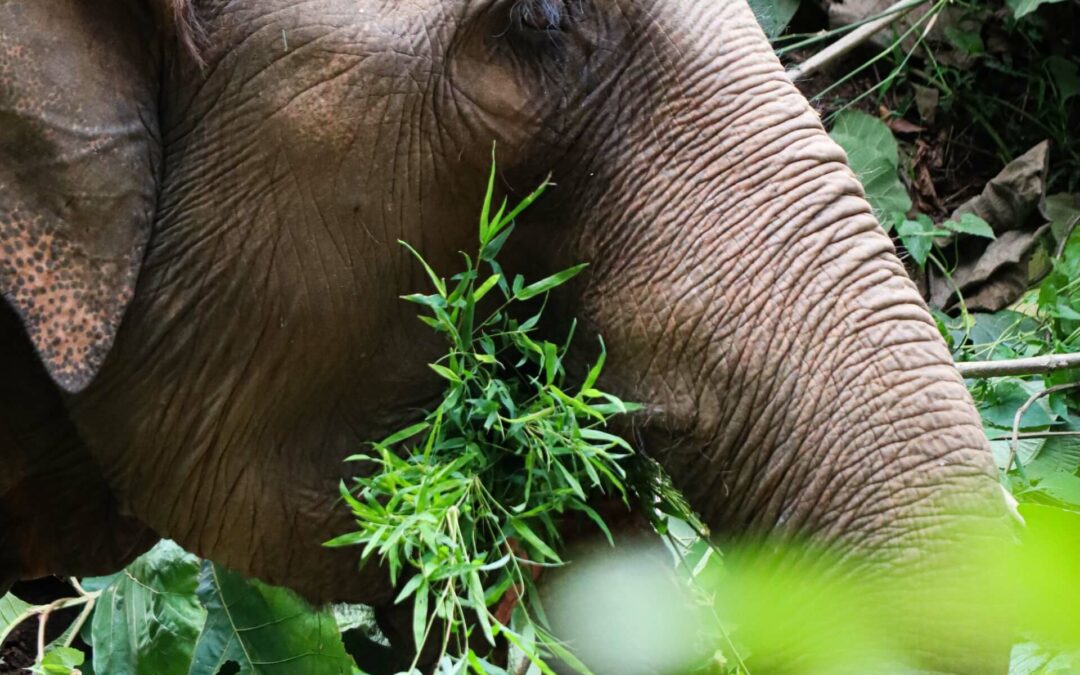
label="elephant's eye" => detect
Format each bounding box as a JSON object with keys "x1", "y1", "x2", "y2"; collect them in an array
[{"x1": 511, "y1": 0, "x2": 566, "y2": 32}]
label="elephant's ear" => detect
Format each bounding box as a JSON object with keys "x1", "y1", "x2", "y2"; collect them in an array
[{"x1": 0, "y1": 0, "x2": 162, "y2": 392}]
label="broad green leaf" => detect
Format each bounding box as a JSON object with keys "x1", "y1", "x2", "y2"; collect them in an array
[
  {"x1": 188, "y1": 562, "x2": 355, "y2": 675},
  {"x1": 1007, "y1": 0, "x2": 1067, "y2": 19},
  {"x1": 91, "y1": 539, "x2": 205, "y2": 675},
  {"x1": 515, "y1": 264, "x2": 589, "y2": 301},
  {"x1": 829, "y1": 111, "x2": 912, "y2": 228},
  {"x1": 1, "y1": 591, "x2": 33, "y2": 646},
  {"x1": 941, "y1": 213, "x2": 995, "y2": 239},
  {"x1": 748, "y1": 0, "x2": 801, "y2": 37},
  {"x1": 989, "y1": 437, "x2": 1045, "y2": 471},
  {"x1": 1047, "y1": 56, "x2": 1080, "y2": 104},
  {"x1": 1034, "y1": 472, "x2": 1080, "y2": 508},
  {"x1": 1025, "y1": 437, "x2": 1080, "y2": 480},
  {"x1": 80, "y1": 573, "x2": 122, "y2": 593},
  {"x1": 1046, "y1": 193, "x2": 1080, "y2": 244},
  {"x1": 979, "y1": 378, "x2": 1060, "y2": 430},
  {"x1": 963, "y1": 311, "x2": 1041, "y2": 360},
  {"x1": 36, "y1": 646, "x2": 85, "y2": 675}
]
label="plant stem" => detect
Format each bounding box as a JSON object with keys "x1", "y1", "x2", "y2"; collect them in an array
[
  {"x1": 956, "y1": 353, "x2": 1080, "y2": 379},
  {"x1": 36, "y1": 609, "x2": 49, "y2": 667}
]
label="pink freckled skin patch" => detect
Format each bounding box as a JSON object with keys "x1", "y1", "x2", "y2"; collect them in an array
[
  {"x1": 0, "y1": 0, "x2": 159, "y2": 393},
  {"x1": 0, "y1": 217, "x2": 134, "y2": 391}
]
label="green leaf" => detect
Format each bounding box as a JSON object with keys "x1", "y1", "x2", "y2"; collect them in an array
[
  {"x1": 429, "y1": 363, "x2": 462, "y2": 383},
  {"x1": 399, "y1": 241, "x2": 447, "y2": 298},
  {"x1": 473, "y1": 274, "x2": 502, "y2": 302},
  {"x1": 941, "y1": 213, "x2": 995, "y2": 239},
  {"x1": 480, "y1": 145, "x2": 499, "y2": 243},
  {"x1": 989, "y1": 437, "x2": 1046, "y2": 472},
  {"x1": 37, "y1": 647, "x2": 85, "y2": 674},
  {"x1": 1034, "y1": 472, "x2": 1080, "y2": 507},
  {"x1": 829, "y1": 111, "x2": 912, "y2": 227},
  {"x1": 488, "y1": 179, "x2": 551, "y2": 247},
  {"x1": 896, "y1": 215, "x2": 941, "y2": 267},
  {"x1": 188, "y1": 562, "x2": 356, "y2": 675},
  {"x1": 581, "y1": 339, "x2": 607, "y2": 392},
  {"x1": 394, "y1": 573, "x2": 425, "y2": 604},
  {"x1": 1046, "y1": 193, "x2": 1080, "y2": 245},
  {"x1": 1, "y1": 591, "x2": 34, "y2": 646},
  {"x1": 413, "y1": 585, "x2": 429, "y2": 653},
  {"x1": 1025, "y1": 437, "x2": 1080, "y2": 480},
  {"x1": 515, "y1": 264, "x2": 589, "y2": 301},
  {"x1": 377, "y1": 422, "x2": 431, "y2": 449},
  {"x1": 747, "y1": 0, "x2": 801, "y2": 37},
  {"x1": 962, "y1": 311, "x2": 1041, "y2": 359},
  {"x1": 1007, "y1": 0, "x2": 1067, "y2": 19},
  {"x1": 943, "y1": 27, "x2": 984, "y2": 55},
  {"x1": 468, "y1": 570, "x2": 495, "y2": 646},
  {"x1": 1047, "y1": 56, "x2": 1080, "y2": 104},
  {"x1": 91, "y1": 540, "x2": 205, "y2": 675},
  {"x1": 80, "y1": 573, "x2": 122, "y2": 593},
  {"x1": 979, "y1": 378, "x2": 1060, "y2": 430},
  {"x1": 543, "y1": 341, "x2": 558, "y2": 385},
  {"x1": 510, "y1": 519, "x2": 562, "y2": 563}
]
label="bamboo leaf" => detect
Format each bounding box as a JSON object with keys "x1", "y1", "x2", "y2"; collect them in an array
[
  {"x1": 515, "y1": 264, "x2": 589, "y2": 301},
  {"x1": 510, "y1": 520, "x2": 562, "y2": 563}
]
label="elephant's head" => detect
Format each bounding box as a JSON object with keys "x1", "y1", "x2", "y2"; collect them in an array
[{"x1": 1, "y1": 0, "x2": 1011, "y2": 669}]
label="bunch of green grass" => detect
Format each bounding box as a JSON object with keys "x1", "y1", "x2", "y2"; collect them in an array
[{"x1": 326, "y1": 156, "x2": 640, "y2": 673}]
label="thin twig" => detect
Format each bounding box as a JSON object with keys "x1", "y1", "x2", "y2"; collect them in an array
[
  {"x1": 1005, "y1": 430, "x2": 1080, "y2": 441},
  {"x1": 1007, "y1": 383, "x2": 1080, "y2": 473},
  {"x1": 956, "y1": 352, "x2": 1080, "y2": 379},
  {"x1": 786, "y1": 0, "x2": 927, "y2": 81}
]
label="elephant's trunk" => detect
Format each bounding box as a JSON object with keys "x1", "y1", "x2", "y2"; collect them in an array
[{"x1": 559, "y1": 1, "x2": 1011, "y2": 669}]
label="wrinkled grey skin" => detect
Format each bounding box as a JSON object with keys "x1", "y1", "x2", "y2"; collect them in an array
[{"x1": 0, "y1": 0, "x2": 1010, "y2": 670}]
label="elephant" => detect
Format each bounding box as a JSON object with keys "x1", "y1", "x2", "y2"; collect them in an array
[{"x1": 0, "y1": 0, "x2": 1012, "y2": 670}]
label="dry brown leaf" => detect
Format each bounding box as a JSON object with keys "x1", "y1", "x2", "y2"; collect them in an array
[
  {"x1": 887, "y1": 117, "x2": 926, "y2": 134},
  {"x1": 928, "y1": 142, "x2": 1053, "y2": 312}
]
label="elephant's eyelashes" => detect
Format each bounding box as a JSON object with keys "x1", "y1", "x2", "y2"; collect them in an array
[{"x1": 511, "y1": 0, "x2": 567, "y2": 31}]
